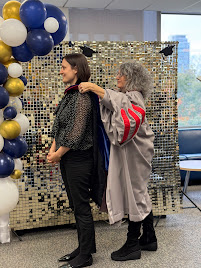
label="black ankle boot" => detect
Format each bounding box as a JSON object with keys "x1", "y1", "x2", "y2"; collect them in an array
[
  {"x1": 111, "y1": 220, "x2": 141, "y2": 261},
  {"x1": 139, "y1": 211, "x2": 158, "y2": 251}
]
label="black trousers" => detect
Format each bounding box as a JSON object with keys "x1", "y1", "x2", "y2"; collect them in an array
[{"x1": 60, "y1": 147, "x2": 96, "y2": 255}]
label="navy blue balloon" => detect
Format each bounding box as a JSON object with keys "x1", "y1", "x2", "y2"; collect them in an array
[
  {"x1": 19, "y1": 75, "x2": 27, "y2": 86},
  {"x1": 20, "y1": 0, "x2": 47, "y2": 29},
  {"x1": 44, "y1": 4, "x2": 68, "y2": 45},
  {"x1": 19, "y1": 98, "x2": 24, "y2": 108},
  {"x1": 26, "y1": 29, "x2": 54, "y2": 56},
  {"x1": 0, "y1": 63, "x2": 8, "y2": 85},
  {"x1": 0, "y1": 86, "x2": 9, "y2": 109},
  {"x1": 3, "y1": 106, "x2": 17, "y2": 120},
  {"x1": 3, "y1": 136, "x2": 28, "y2": 159},
  {"x1": 0, "y1": 152, "x2": 15, "y2": 178},
  {"x1": 12, "y1": 42, "x2": 34, "y2": 62}
]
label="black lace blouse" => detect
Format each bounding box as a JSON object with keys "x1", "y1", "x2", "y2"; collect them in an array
[{"x1": 51, "y1": 85, "x2": 93, "y2": 151}]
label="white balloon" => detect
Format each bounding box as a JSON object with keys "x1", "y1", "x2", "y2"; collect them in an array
[
  {"x1": 14, "y1": 158, "x2": 23, "y2": 171},
  {"x1": 44, "y1": 17, "x2": 59, "y2": 33},
  {"x1": 8, "y1": 97, "x2": 22, "y2": 113},
  {"x1": 8, "y1": 63, "x2": 23, "y2": 78},
  {"x1": 0, "y1": 110, "x2": 3, "y2": 124},
  {"x1": 13, "y1": 113, "x2": 29, "y2": 135},
  {"x1": 0, "y1": 17, "x2": 4, "y2": 41},
  {"x1": 0, "y1": 177, "x2": 19, "y2": 217},
  {"x1": 0, "y1": 135, "x2": 4, "y2": 151},
  {"x1": 0, "y1": 16, "x2": 4, "y2": 27},
  {"x1": 0, "y1": 19, "x2": 27, "y2": 47}
]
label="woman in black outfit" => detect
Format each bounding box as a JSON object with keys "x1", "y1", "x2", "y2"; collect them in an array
[{"x1": 47, "y1": 53, "x2": 105, "y2": 268}]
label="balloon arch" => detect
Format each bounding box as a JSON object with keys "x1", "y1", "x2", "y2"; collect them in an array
[{"x1": 0, "y1": 0, "x2": 68, "y2": 242}]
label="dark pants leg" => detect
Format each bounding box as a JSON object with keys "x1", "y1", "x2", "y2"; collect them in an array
[{"x1": 60, "y1": 148, "x2": 96, "y2": 255}]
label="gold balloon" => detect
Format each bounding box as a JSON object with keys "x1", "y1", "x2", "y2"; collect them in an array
[
  {"x1": 4, "y1": 78, "x2": 25, "y2": 97},
  {"x1": 3, "y1": 1, "x2": 21, "y2": 21},
  {"x1": 3, "y1": 58, "x2": 19, "y2": 68},
  {"x1": 11, "y1": 169, "x2": 22, "y2": 180},
  {"x1": 0, "y1": 40, "x2": 12, "y2": 63},
  {"x1": 0, "y1": 120, "x2": 21, "y2": 139}
]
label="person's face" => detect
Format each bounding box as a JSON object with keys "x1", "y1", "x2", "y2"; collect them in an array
[
  {"x1": 116, "y1": 71, "x2": 127, "y2": 90},
  {"x1": 60, "y1": 59, "x2": 78, "y2": 85}
]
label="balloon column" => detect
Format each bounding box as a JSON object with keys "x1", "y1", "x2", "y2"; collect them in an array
[{"x1": 0, "y1": 0, "x2": 68, "y2": 242}]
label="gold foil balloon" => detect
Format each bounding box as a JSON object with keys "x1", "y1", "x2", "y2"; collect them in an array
[
  {"x1": 10, "y1": 169, "x2": 22, "y2": 180},
  {"x1": 4, "y1": 78, "x2": 25, "y2": 97},
  {"x1": 0, "y1": 120, "x2": 21, "y2": 139},
  {"x1": 3, "y1": 58, "x2": 19, "y2": 68},
  {"x1": 3, "y1": 1, "x2": 21, "y2": 21},
  {"x1": 0, "y1": 41, "x2": 12, "y2": 63}
]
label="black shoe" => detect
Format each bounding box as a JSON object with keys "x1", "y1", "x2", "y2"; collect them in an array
[
  {"x1": 139, "y1": 240, "x2": 157, "y2": 251},
  {"x1": 58, "y1": 248, "x2": 80, "y2": 262},
  {"x1": 140, "y1": 211, "x2": 158, "y2": 251},
  {"x1": 139, "y1": 230, "x2": 157, "y2": 251},
  {"x1": 59, "y1": 255, "x2": 93, "y2": 268},
  {"x1": 111, "y1": 241, "x2": 141, "y2": 261}
]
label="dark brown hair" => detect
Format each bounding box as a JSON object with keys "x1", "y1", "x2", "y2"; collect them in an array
[{"x1": 62, "y1": 53, "x2": 90, "y2": 82}]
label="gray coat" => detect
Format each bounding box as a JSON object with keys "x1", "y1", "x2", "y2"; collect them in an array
[{"x1": 100, "y1": 89, "x2": 154, "y2": 224}]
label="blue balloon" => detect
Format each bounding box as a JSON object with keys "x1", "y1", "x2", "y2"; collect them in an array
[
  {"x1": 0, "y1": 63, "x2": 8, "y2": 85},
  {"x1": 19, "y1": 75, "x2": 28, "y2": 86},
  {"x1": 4, "y1": 106, "x2": 17, "y2": 120},
  {"x1": 3, "y1": 136, "x2": 28, "y2": 159},
  {"x1": 19, "y1": 98, "x2": 25, "y2": 108},
  {"x1": 20, "y1": 0, "x2": 47, "y2": 29},
  {"x1": 0, "y1": 152, "x2": 15, "y2": 178},
  {"x1": 12, "y1": 42, "x2": 34, "y2": 62},
  {"x1": 44, "y1": 4, "x2": 68, "y2": 45},
  {"x1": 0, "y1": 86, "x2": 9, "y2": 109},
  {"x1": 26, "y1": 29, "x2": 54, "y2": 56}
]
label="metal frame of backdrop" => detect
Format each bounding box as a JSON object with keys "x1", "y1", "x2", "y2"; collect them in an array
[{"x1": 9, "y1": 41, "x2": 182, "y2": 231}]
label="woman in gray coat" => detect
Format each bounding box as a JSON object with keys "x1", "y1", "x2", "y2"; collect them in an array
[{"x1": 79, "y1": 60, "x2": 157, "y2": 262}]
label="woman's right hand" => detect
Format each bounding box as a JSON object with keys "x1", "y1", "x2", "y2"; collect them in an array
[
  {"x1": 47, "y1": 149, "x2": 57, "y2": 165},
  {"x1": 79, "y1": 82, "x2": 95, "y2": 93},
  {"x1": 79, "y1": 82, "x2": 105, "y2": 99}
]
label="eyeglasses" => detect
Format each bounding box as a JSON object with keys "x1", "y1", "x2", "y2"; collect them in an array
[{"x1": 116, "y1": 71, "x2": 123, "y2": 77}]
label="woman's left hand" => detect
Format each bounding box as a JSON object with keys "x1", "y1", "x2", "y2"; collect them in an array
[
  {"x1": 79, "y1": 82, "x2": 94, "y2": 93},
  {"x1": 47, "y1": 152, "x2": 61, "y2": 164}
]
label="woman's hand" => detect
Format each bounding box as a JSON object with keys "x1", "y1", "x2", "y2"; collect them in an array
[
  {"x1": 47, "y1": 152, "x2": 61, "y2": 164},
  {"x1": 79, "y1": 82, "x2": 105, "y2": 99},
  {"x1": 79, "y1": 82, "x2": 95, "y2": 93}
]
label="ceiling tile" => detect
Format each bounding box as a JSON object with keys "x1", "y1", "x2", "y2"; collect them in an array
[
  {"x1": 65, "y1": 0, "x2": 112, "y2": 9},
  {"x1": 106, "y1": 0, "x2": 152, "y2": 10},
  {"x1": 38, "y1": 0, "x2": 67, "y2": 7},
  {"x1": 145, "y1": 0, "x2": 201, "y2": 12}
]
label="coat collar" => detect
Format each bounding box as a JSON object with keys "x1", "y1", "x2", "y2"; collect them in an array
[{"x1": 64, "y1": 79, "x2": 82, "y2": 94}]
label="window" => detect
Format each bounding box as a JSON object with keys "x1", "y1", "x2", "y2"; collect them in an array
[{"x1": 161, "y1": 14, "x2": 201, "y2": 127}]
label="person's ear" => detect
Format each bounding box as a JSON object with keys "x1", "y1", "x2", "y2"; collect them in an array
[{"x1": 73, "y1": 66, "x2": 78, "y2": 74}]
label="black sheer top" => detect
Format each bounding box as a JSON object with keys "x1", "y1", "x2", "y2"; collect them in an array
[{"x1": 51, "y1": 84, "x2": 93, "y2": 151}]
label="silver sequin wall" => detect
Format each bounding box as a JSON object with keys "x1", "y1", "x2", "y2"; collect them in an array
[{"x1": 9, "y1": 41, "x2": 182, "y2": 231}]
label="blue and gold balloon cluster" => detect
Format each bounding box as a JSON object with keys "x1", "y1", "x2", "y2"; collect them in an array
[
  {"x1": 0, "y1": 0, "x2": 68, "y2": 59},
  {"x1": 0, "y1": 0, "x2": 67, "y2": 216}
]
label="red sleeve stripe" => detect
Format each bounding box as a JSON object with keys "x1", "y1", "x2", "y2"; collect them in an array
[
  {"x1": 128, "y1": 109, "x2": 140, "y2": 138},
  {"x1": 120, "y1": 109, "x2": 130, "y2": 144},
  {"x1": 131, "y1": 104, "x2": 145, "y2": 123}
]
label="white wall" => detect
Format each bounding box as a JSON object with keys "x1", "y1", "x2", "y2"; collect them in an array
[
  {"x1": 67, "y1": 8, "x2": 161, "y2": 42},
  {"x1": 143, "y1": 11, "x2": 161, "y2": 41}
]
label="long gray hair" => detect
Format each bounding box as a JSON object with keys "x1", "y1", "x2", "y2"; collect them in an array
[{"x1": 119, "y1": 61, "x2": 153, "y2": 99}]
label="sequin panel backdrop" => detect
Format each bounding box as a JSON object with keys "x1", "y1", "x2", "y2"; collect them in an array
[{"x1": 10, "y1": 41, "x2": 182, "y2": 231}]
